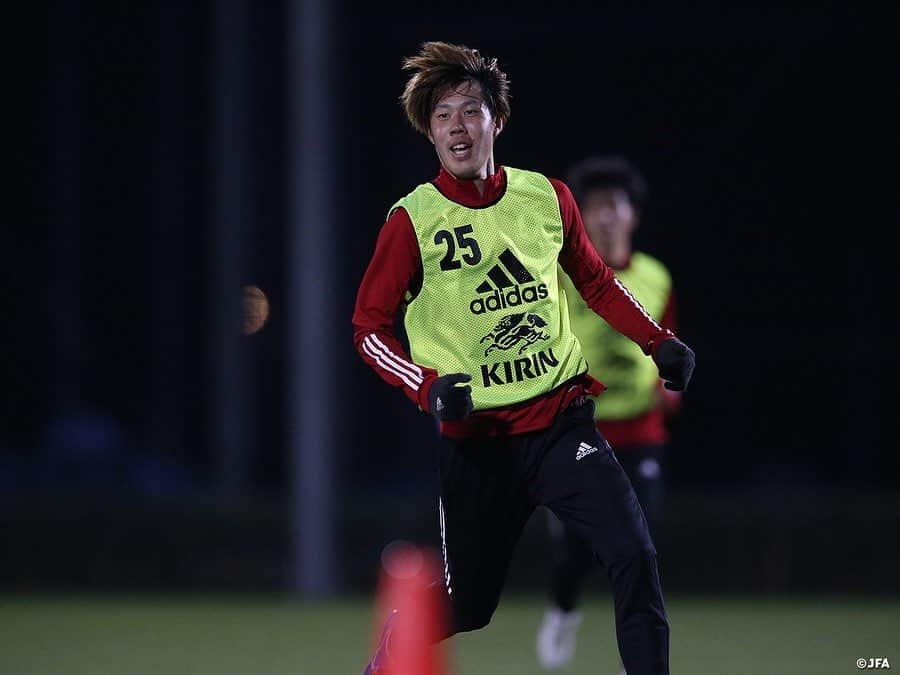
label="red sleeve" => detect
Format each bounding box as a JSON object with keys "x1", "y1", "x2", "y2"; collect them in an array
[
  {"x1": 352, "y1": 207, "x2": 439, "y2": 412},
  {"x1": 660, "y1": 287, "x2": 678, "y2": 334},
  {"x1": 551, "y1": 177, "x2": 674, "y2": 356}
]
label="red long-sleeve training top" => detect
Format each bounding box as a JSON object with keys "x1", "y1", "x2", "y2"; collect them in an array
[{"x1": 353, "y1": 166, "x2": 673, "y2": 439}]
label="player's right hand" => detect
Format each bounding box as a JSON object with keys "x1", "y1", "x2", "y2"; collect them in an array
[{"x1": 428, "y1": 373, "x2": 473, "y2": 421}]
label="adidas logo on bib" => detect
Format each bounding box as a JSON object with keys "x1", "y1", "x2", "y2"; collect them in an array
[{"x1": 469, "y1": 248, "x2": 548, "y2": 315}]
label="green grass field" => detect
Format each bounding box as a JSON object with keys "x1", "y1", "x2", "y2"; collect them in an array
[{"x1": 1, "y1": 593, "x2": 897, "y2": 674}]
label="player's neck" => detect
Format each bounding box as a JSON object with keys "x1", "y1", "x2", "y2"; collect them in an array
[
  {"x1": 476, "y1": 157, "x2": 498, "y2": 194},
  {"x1": 603, "y1": 241, "x2": 632, "y2": 270},
  {"x1": 450, "y1": 158, "x2": 496, "y2": 195},
  {"x1": 435, "y1": 164, "x2": 506, "y2": 208}
]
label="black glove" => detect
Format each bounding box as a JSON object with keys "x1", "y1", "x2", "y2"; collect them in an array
[
  {"x1": 428, "y1": 373, "x2": 473, "y2": 421},
  {"x1": 654, "y1": 337, "x2": 695, "y2": 392}
]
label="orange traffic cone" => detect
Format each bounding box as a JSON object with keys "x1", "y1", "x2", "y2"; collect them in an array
[{"x1": 368, "y1": 540, "x2": 452, "y2": 675}]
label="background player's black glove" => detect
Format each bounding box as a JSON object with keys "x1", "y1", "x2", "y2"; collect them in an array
[
  {"x1": 654, "y1": 337, "x2": 695, "y2": 391},
  {"x1": 428, "y1": 373, "x2": 473, "y2": 421}
]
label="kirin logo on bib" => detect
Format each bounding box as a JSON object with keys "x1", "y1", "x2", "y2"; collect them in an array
[{"x1": 480, "y1": 312, "x2": 550, "y2": 356}]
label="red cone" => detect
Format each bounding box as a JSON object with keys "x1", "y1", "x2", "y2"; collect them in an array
[{"x1": 371, "y1": 541, "x2": 452, "y2": 675}]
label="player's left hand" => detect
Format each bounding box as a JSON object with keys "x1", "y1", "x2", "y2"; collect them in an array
[{"x1": 654, "y1": 337, "x2": 695, "y2": 391}]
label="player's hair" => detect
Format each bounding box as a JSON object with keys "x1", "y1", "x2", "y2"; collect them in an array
[
  {"x1": 566, "y1": 155, "x2": 649, "y2": 212},
  {"x1": 401, "y1": 41, "x2": 511, "y2": 136}
]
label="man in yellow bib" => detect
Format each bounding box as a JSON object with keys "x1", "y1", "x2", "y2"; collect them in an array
[
  {"x1": 536, "y1": 156, "x2": 684, "y2": 673},
  {"x1": 353, "y1": 42, "x2": 695, "y2": 675}
]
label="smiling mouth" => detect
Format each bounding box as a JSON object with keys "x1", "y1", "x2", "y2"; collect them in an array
[{"x1": 450, "y1": 143, "x2": 472, "y2": 156}]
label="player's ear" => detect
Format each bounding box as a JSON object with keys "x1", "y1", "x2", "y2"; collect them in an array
[
  {"x1": 427, "y1": 129, "x2": 435, "y2": 145},
  {"x1": 494, "y1": 118, "x2": 504, "y2": 136}
]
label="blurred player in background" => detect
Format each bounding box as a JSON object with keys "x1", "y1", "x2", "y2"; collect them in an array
[
  {"x1": 353, "y1": 42, "x2": 694, "y2": 675},
  {"x1": 536, "y1": 156, "x2": 683, "y2": 673}
]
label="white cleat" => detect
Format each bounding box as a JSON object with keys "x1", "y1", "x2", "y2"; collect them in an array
[{"x1": 536, "y1": 608, "x2": 583, "y2": 670}]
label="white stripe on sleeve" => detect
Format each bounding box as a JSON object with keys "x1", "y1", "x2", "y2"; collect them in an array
[
  {"x1": 614, "y1": 278, "x2": 661, "y2": 329},
  {"x1": 369, "y1": 334, "x2": 424, "y2": 379},
  {"x1": 363, "y1": 335, "x2": 424, "y2": 385},
  {"x1": 362, "y1": 338, "x2": 421, "y2": 391}
]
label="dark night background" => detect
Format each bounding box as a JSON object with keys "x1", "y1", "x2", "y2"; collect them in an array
[{"x1": 6, "y1": 2, "x2": 899, "y2": 595}]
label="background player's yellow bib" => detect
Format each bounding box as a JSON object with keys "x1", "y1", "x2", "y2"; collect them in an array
[
  {"x1": 561, "y1": 251, "x2": 671, "y2": 420},
  {"x1": 397, "y1": 167, "x2": 587, "y2": 411}
]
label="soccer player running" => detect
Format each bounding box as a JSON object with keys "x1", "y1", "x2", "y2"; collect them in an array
[
  {"x1": 353, "y1": 42, "x2": 694, "y2": 675},
  {"x1": 536, "y1": 156, "x2": 684, "y2": 673}
]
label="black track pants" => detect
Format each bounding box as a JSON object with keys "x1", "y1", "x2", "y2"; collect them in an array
[{"x1": 436, "y1": 399, "x2": 669, "y2": 674}]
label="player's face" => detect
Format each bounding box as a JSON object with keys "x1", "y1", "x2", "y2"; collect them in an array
[
  {"x1": 428, "y1": 82, "x2": 502, "y2": 180},
  {"x1": 581, "y1": 187, "x2": 637, "y2": 255}
]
